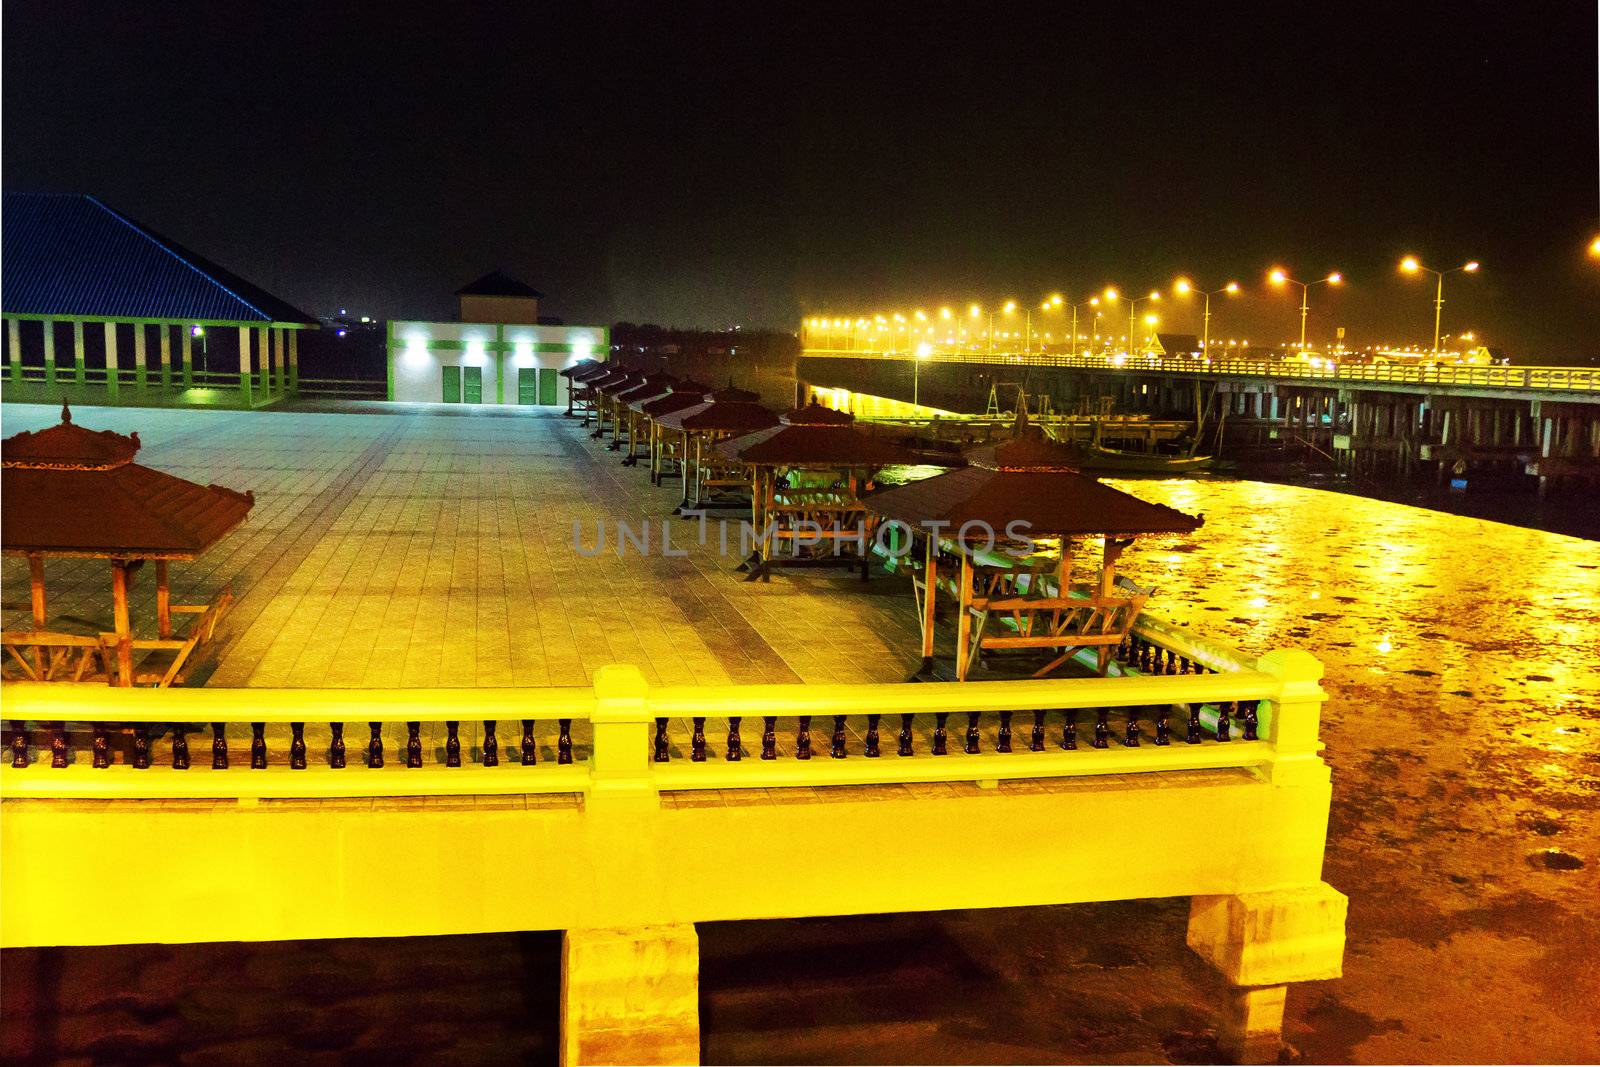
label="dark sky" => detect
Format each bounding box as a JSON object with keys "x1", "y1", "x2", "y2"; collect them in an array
[{"x1": 6, "y1": 1, "x2": 1598, "y2": 358}]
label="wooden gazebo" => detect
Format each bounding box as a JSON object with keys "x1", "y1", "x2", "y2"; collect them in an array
[
  {"x1": 558, "y1": 358, "x2": 602, "y2": 418},
  {"x1": 715, "y1": 402, "x2": 922, "y2": 581},
  {"x1": 587, "y1": 368, "x2": 643, "y2": 441},
  {"x1": 634, "y1": 379, "x2": 709, "y2": 483},
  {"x1": 613, "y1": 373, "x2": 677, "y2": 464},
  {"x1": 2, "y1": 405, "x2": 254, "y2": 686},
  {"x1": 576, "y1": 364, "x2": 628, "y2": 429},
  {"x1": 654, "y1": 386, "x2": 779, "y2": 515},
  {"x1": 864, "y1": 423, "x2": 1201, "y2": 680}
]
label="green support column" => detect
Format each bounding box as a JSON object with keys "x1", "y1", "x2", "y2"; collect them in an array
[
  {"x1": 42, "y1": 319, "x2": 56, "y2": 386},
  {"x1": 159, "y1": 324, "x2": 172, "y2": 388},
  {"x1": 72, "y1": 321, "x2": 86, "y2": 384},
  {"x1": 288, "y1": 329, "x2": 299, "y2": 393},
  {"x1": 133, "y1": 323, "x2": 148, "y2": 390},
  {"x1": 495, "y1": 325, "x2": 506, "y2": 405},
  {"x1": 6, "y1": 319, "x2": 20, "y2": 385},
  {"x1": 238, "y1": 327, "x2": 253, "y2": 407},
  {"x1": 385, "y1": 320, "x2": 395, "y2": 400},
  {"x1": 181, "y1": 327, "x2": 194, "y2": 388},
  {"x1": 103, "y1": 322, "x2": 120, "y2": 401}
]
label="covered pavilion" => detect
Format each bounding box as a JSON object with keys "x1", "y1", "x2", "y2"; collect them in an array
[
  {"x1": 656, "y1": 386, "x2": 780, "y2": 516},
  {"x1": 864, "y1": 421, "x2": 1202, "y2": 681},
  {"x1": 557, "y1": 358, "x2": 601, "y2": 417},
  {"x1": 1, "y1": 192, "x2": 316, "y2": 409},
  {"x1": 635, "y1": 380, "x2": 713, "y2": 485},
  {"x1": 584, "y1": 367, "x2": 642, "y2": 439},
  {"x1": 1, "y1": 405, "x2": 254, "y2": 687},
  {"x1": 613, "y1": 373, "x2": 677, "y2": 461}
]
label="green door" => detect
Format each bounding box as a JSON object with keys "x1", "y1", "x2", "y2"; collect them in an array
[
  {"x1": 463, "y1": 365, "x2": 483, "y2": 403},
  {"x1": 442, "y1": 365, "x2": 462, "y2": 403},
  {"x1": 518, "y1": 367, "x2": 539, "y2": 405},
  {"x1": 538, "y1": 367, "x2": 559, "y2": 405}
]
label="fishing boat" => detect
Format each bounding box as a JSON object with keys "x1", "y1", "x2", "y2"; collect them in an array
[{"x1": 1047, "y1": 437, "x2": 1217, "y2": 474}]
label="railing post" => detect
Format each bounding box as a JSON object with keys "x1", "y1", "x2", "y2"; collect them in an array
[
  {"x1": 1254, "y1": 648, "x2": 1326, "y2": 784},
  {"x1": 590, "y1": 664, "x2": 656, "y2": 805}
]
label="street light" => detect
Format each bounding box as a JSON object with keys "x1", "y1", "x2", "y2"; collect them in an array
[
  {"x1": 1117, "y1": 289, "x2": 1161, "y2": 355},
  {"x1": 1067, "y1": 287, "x2": 1118, "y2": 356},
  {"x1": 1173, "y1": 277, "x2": 1240, "y2": 356},
  {"x1": 1268, "y1": 267, "x2": 1342, "y2": 351},
  {"x1": 1399, "y1": 256, "x2": 1480, "y2": 353}
]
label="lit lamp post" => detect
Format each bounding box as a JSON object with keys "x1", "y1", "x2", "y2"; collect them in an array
[
  {"x1": 1173, "y1": 278, "x2": 1240, "y2": 356},
  {"x1": 1069, "y1": 287, "x2": 1117, "y2": 356},
  {"x1": 999, "y1": 299, "x2": 1021, "y2": 353},
  {"x1": 1267, "y1": 267, "x2": 1342, "y2": 351},
  {"x1": 1399, "y1": 256, "x2": 1480, "y2": 353},
  {"x1": 1119, "y1": 289, "x2": 1161, "y2": 355}
]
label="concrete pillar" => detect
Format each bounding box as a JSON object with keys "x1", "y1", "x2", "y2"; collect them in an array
[
  {"x1": 103, "y1": 322, "x2": 119, "y2": 401},
  {"x1": 561, "y1": 925, "x2": 700, "y2": 1067},
  {"x1": 238, "y1": 326, "x2": 253, "y2": 407},
  {"x1": 1187, "y1": 883, "x2": 1347, "y2": 1063},
  {"x1": 42, "y1": 319, "x2": 56, "y2": 386},
  {"x1": 181, "y1": 327, "x2": 194, "y2": 387},
  {"x1": 158, "y1": 324, "x2": 172, "y2": 388},
  {"x1": 6, "y1": 319, "x2": 19, "y2": 384},
  {"x1": 72, "y1": 320, "x2": 86, "y2": 384},
  {"x1": 132, "y1": 322, "x2": 148, "y2": 390},
  {"x1": 287, "y1": 330, "x2": 299, "y2": 392}
]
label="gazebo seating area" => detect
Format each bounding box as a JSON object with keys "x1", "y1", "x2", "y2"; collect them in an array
[{"x1": 2, "y1": 405, "x2": 253, "y2": 686}]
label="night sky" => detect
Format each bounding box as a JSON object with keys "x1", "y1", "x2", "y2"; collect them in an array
[{"x1": 5, "y1": 1, "x2": 1598, "y2": 359}]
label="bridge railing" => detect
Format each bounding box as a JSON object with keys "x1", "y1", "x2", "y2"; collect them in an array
[
  {"x1": 2, "y1": 621, "x2": 1323, "y2": 800},
  {"x1": 801, "y1": 347, "x2": 1600, "y2": 392}
]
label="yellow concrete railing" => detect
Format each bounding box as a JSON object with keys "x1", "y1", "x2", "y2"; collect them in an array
[
  {"x1": 801, "y1": 346, "x2": 1600, "y2": 393},
  {"x1": 1, "y1": 636, "x2": 1324, "y2": 800}
]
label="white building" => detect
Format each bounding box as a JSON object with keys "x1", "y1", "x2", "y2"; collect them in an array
[{"x1": 385, "y1": 271, "x2": 608, "y2": 405}]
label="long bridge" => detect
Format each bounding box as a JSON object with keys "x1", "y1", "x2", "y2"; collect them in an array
[
  {"x1": 1, "y1": 614, "x2": 1345, "y2": 1065},
  {"x1": 799, "y1": 349, "x2": 1600, "y2": 496}
]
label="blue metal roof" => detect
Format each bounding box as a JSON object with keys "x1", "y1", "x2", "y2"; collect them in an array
[{"x1": 2, "y1": 192, "x2": 315, "y2": 324}]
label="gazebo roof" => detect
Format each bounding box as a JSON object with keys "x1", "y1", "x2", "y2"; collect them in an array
[
  {"x1": 558, "y1": 358, "x2": 601, "y2": 379},
  {"x1": 638, "y1": 381, "x2": 711, "y2": 417},
  {"x1": 962, "y1": 425, "x2": 1085, "y2": 472},
  {"x1": 864, "y1": 459, "x2": 1201, "y2": 541},
  {"x1": 569, "y1": 361, "x2": 614, "y2": 383},
  {"x1": 616, "y1": 374, "x2": 677, "y2": 406},
  {"x1": 714, "y1": 402, "x2": 920, "y2": 468},
  {"x1": 654, "y1": 386, "x2": 779, "y2": 434},
  {"x1": 587, "y1": 368, "x2": 638, "y2": 393},
  {"x1": 2, "y1": 406, "x2": 255, "y2": 559}
]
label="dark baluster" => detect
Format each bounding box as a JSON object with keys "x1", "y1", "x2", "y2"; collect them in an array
[
  {"x1": 9, "y1": 723, "x2": 27, "y2": 768},
  {"x1": 1093, "y1": 708, "x2": 1110, "y2": 749},
  {"x1": 330, "y1": 723, "x2": 346, "y2": 768},
  {"x1": 691, "y1": 717, "x2": 707, "y2": 762},
  {"x1": 520, "y1": 719, "x2": 535, "y2": 765},
  {"x1": 1123, "y1": 707, "x2": 1140, "y2": 747},
  {"x1": 1180, "y1": 656, "x2": 1192, "y2": 674},
  {"x1": 405, "y1": 722, "x2": 422, "y2": 767},
  {"x1": 932, "y1": 712, "x2": 948, "y2": 755},
  {"x1": 761, "y1": 716, "x2": 777, "y2": 760},
  {"x1": 796, "y1": 715, "x2": 812, "y2": 760},
  {"x1": 445, "y1": 721, "x2": 461, "y2": 767},
  {"x1": 369, "y1": 723, "x2": 385, "y2": 768},
  {"x1": 481, "y1": 721, "x2": 497, "y2": 767},
  {"x1": 726, "y1": 717, "x2": 743, "y2": 761},
  {"x1": 1216, "y1": 702, "x2": 1233, "y2": 742},
  {"x1": 997, "y1": 711, "x2": 1012, "y2": 753},
  {"x1": 1030, "y1": 710, "x2": 1046, "y2": 752},
  {"x1": 964, "y1": 712, "x2": 981, "y2": 754},
  {"x1": 170, "y1": 725, "x2": 190, "y2": 770},
  {"x1": 250, "y1": 723, "x2": 266, "y2": 768},
  {"x1": 1185, "y1": 703, "x2": 1203, "y2": 744},
  {"x1": 210, "y1": 723, "x2": 226, "y2": 769},
  {"x1": 1138, "y1": 642, "x2": 1153, "y2": 672},
  {"x1": 1242, "y1": 701, "x2": 1260, "y2": 741},
  {"x1": 1155, "y1": 706, "x2": 1171, "y2": 746},
  {"x1": 1118, "y1": 635, "x2": 1132, "y2": 663},
  {"x1": 897, "y1": 714, "x2": 914, "y2": 756},
  {"x1": 1165, "y1": 648, "x2": 1178, "y2": 674},
  {"x1": 290, "y1": 723, "x2": 307, "y2": 769},
  {"x1": 831, "y1": 715, "x2": 847, "y2": 759},
  {"x1": 51, "y1": 722, "x2": 68, "y2": 768},
  {"x1": 95, "y1": 725, "x2": 112, "y2": 769},
  {"x1": 653, "y1": 718, "x2": 670, "y2": 762},
  {"x1": 134, "y1": 724, "x2": 151, "y2": 769},
  {"x1": 1061, "y1": 709, "x2": 1078, "y2": 750},
  {"x1": 864, "y1": 713, "x2": 881, "y2": 758},
  {"x1": 558, "y1": 719, "x2": 573, "y2": 764}
]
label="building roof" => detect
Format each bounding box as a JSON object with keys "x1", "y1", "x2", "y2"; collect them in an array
[
  {"x1": 455, "y1": 270, "x2": 544, "y2": 299},
  {"x1": 2, "y1": 405, "x2": 255, "y2": 559},
  {"x1": 1155, "y1": 332, "x2": 1201, "y2": 355},
  {"x1": 1, "y1": 192, "x2": 315, "y2": 324},
  {"x1": 864, "y1": 465, "x2": 1202, "y2": 541}
]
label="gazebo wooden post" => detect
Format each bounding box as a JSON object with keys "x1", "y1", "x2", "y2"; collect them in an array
[
  {"x1": 1099, "y1": 535, "x2": 1129, "y2": 673},
  {"x1": 954, "y1": 550, "x2": 975, "y2": 681},
  {"x1": 919, "y1": 534, "x2": 939, "y2": 671},
  {"x1": 156, "y1": 560, "x2": 173, "y2": 639},
  {"x1": 28, "y1": 553, "x2": 47, "y2": 676},
  {"x1": 111, "y1": 560, "x2": 134, "y2": 687},
  {"x1": 691, "y1": 436, "x2": 704, "y2": 510},
  {"x1": 678, "y1": 430, "x2": 692, "y2": 510}
]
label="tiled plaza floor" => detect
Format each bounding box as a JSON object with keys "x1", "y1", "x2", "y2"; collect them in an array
[{"x1": 1, "y1": 402, "x2": 923, "y2": 690}]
